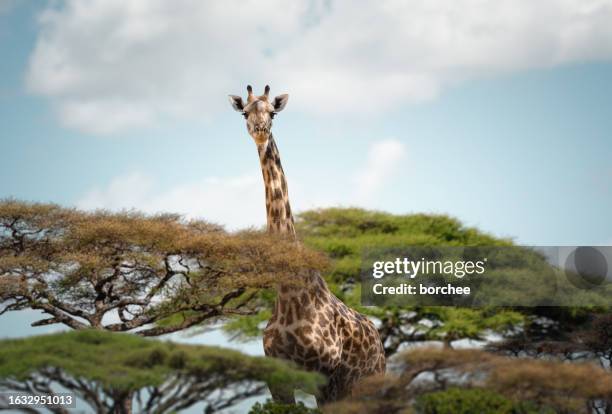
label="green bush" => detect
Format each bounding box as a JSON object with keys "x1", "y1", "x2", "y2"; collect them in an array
[
  {"x1": 414, "y1": 388, "x2": 543, "y2": 414},
  {"x1": 249, "y1": 399, "x2": 321, "y2": 414},
  {"x1": 0, "y1": 330, "x2": 324, "y2": 413}
]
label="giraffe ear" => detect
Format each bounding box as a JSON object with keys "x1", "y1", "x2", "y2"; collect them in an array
[
  {"x1": 272, "y1": 94, "x2": 289, "y2": 112},
  {"x1": 228, "y1": 95, "x2": 244, "y2": 112}
]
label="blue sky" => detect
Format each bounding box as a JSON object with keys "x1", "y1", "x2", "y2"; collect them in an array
[{"x1": 1, "y1": 0, "x2": 611, "y2": 245}]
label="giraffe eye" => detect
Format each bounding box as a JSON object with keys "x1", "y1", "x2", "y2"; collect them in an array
[
  {"x1": 270, "y1": 112, "x2": 276, "y2": 119},
  {"x1": 242, "y1": 112, "x2": 248, "y2": 119}
]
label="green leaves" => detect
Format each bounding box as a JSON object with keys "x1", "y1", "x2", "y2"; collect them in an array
[
  {"x1": 297, "y1": 208, "x2": 506, "y2": 286},
  {"x1": 415, "y1": 388, "x2": 517, "y2": 414},
  {"x1": 414, "y1": 388, "x2": 547, "y2": 414},
  {"x1": 250, "y1": 400, "x2": 321, "y2": 414},
  {"x1": 0, "y1": 330, "x2": 325, "y2": 413}
]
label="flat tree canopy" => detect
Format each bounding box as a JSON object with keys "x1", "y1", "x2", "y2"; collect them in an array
[
  {"x1": 0, "y1": 330, "x2": 324, "y2": 414},
  {"x1": 325, "y1": 347, "x2": 612, "y2": 414},
  {"x1": 295, "y1": 208, "x2": 609, "y2": 354},
  {"x1": 0, "y1": 200, "x2": 327, "y2": 335},
  {"x1": 228, "y1": 208, "x2": 525, "y2": 351}
]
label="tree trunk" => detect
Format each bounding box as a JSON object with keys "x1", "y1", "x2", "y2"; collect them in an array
[{"x1": 112, "y1": 392, "x2": 133, "y2": 414}]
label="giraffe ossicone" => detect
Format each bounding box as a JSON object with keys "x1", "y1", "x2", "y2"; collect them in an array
[{"x1": 229, "y1": 85, "x2": 386, "y2": 403}]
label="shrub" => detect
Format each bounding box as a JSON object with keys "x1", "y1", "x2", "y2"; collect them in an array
[{"x1": 249, "y1": 399, "x2": 321, "y2": 414}]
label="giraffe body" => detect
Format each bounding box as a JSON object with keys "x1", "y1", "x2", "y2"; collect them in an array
[
  {"x1": 264, "y1": 273, "x2": 385, "y2": 401},
  {"x1": 229, "y1": 86, "x2": 386, "y2": 402}
]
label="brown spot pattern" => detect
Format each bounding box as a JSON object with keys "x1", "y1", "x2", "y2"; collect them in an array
[{"x1": 263, "y1": 272, "x2": 386, "y2": 403}]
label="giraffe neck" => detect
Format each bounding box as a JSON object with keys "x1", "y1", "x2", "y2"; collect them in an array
[{"x1": 257, "y1": 134, "x2": 296, "y2": 239}]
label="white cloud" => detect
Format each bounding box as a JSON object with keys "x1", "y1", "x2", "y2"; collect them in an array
[
  {"x1": 27, "y1": 0, "x2": 612, "y2": 134},
  {"x1": 57, "y1": 99, "x2": 155, "y2": 135},
  {"x1": 76, "y1": 138, "x2": 406, "y2": 226},
  {"x1": 77, "y1": 171, "x2": 267, "y2": 230},
  {"x1": 355, "y1": 139, "x2": 407, "y2": 202},
  {"x1": 77, "y1": 172, "x2": 154, "y2": 211}
]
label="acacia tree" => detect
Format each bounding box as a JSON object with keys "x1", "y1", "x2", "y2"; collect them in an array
[
  {"x1": 0, "y1": 200, "x2": 328, "y2": 413},
  {"x1": 324, "y1": 347, "x2": 612, "y2": 414},
  {"x1": 487, "y1": 312, "x2": 612, "y2": 413},
  {"x1": 223, "y1": 208, "x2": 525, "y2": 350},
  {"x1": 0, "y1": 200, "x2": 326, "y2": 335},
  {"x1": 0, "y1": 330, "x2": 323, "y2": 414},
  {"x1": 293, "y1": 208, "x2": 612, "y2": 355}
]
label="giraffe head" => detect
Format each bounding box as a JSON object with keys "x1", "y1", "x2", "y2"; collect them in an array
[{"x1": 229, "y1": 85, "x2": 289, "y2": 145}]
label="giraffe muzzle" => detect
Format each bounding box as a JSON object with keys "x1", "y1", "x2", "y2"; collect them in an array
[{"x1": 253, "y1": 125, "x2": 270, "y2": 134}]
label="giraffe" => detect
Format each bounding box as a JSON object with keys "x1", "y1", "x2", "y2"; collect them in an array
[{"x1": 228, "y1": 85, "x2": 386, "y2": 403}]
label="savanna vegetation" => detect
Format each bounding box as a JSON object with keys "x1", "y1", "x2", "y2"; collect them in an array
[
  {"x1": 0, "y1": 330, "x2": 323, "y2": 413},
  {"x1": 325, "y1": 347, "x2": 612, "y2": 414},
  {"x1": 231, "y1": 208, "x2": 607, "y2": 353},
  {"x1": 0, "y1": 200, "x2": 326, "y2": 335},
  {"x1": 298, "y1": 209, "x2": 612, "y2": 413},
  {"x1": 1, "y1": 201, "x2": 611, "y2": 413},
  {"x1": 0, "y1": 200, "x2": 326, "y2": 413}
]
